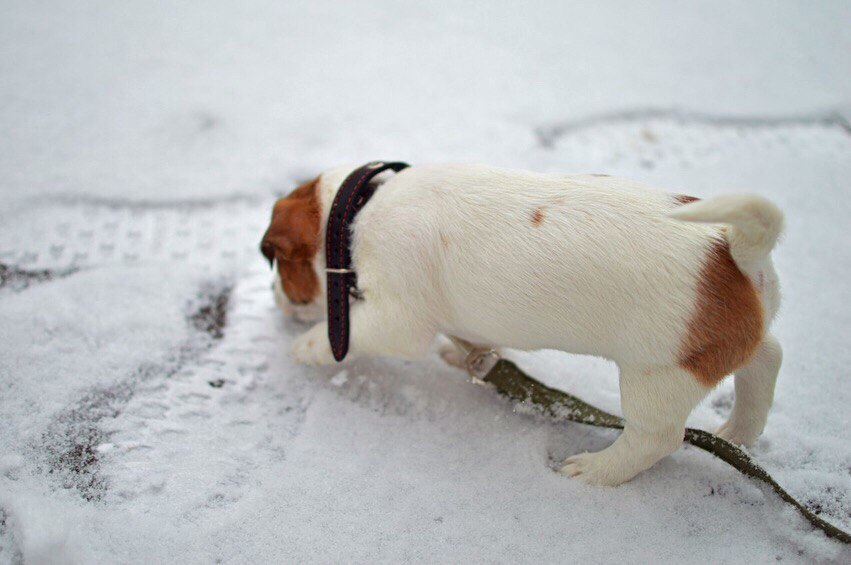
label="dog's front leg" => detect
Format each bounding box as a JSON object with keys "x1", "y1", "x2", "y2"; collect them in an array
[
  {"x1": 289, "y1": 321, "x2": 336, "y2": 366},
  {"x1": 291, "y1": 300, "x2": 434, "y2": 366}
]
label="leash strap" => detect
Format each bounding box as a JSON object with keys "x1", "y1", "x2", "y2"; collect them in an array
[{"x1": 326, "y1": 161, "x2": 410, "y2": 361}]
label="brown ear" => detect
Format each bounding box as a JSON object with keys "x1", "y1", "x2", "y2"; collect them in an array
[{"x1": 260, "y1": 177, "x2": 321, "y2": 266}]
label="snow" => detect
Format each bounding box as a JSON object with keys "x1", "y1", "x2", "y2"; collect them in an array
[{"x1": 1, "y1": 1, "x2": 850, "y2": 563}]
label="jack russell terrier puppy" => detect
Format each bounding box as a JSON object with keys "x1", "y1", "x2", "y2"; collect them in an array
[{"x1": 260, "y1": 163, "x2": 783, "y2": 486}]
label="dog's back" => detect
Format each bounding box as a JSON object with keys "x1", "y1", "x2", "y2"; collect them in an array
[{"x1": 355, "y1": 164, "x2": 781, "y2": 377}]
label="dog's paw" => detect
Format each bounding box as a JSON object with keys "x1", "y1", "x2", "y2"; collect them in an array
[
  {"x1": 291, "y1": 332, "x2": 335, "y2": 366},
  {"x1": 560, "y1": 451, "x2": 631, "y2": 486},
  {"x1": 715, "y1": 420, "x2": 760, "y2": 447}
]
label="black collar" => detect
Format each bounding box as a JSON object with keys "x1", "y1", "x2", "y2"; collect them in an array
[{"x1": 325, "y1": 161, "x2": 410, "y2": 361}]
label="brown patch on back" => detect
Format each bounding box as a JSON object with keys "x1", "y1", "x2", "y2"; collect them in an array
[
  {"x1": 591, "y1": 173, "x2": 610, "y2": 177},
  {"x1": 439, "y1": 232, "x2": 450, "y2": 248},
  {"x1": 260, "y1": 177, "x2": 322, "y2": 304},
  {"x1": 673, "y1": 194, "x2": 701, "y2": 205},
  {"x1": 531, "y1": 207, "x2": 545, "y2": 226},
  {"x1": 679, "y1": 239, "x2": 764, "y2": 387}
]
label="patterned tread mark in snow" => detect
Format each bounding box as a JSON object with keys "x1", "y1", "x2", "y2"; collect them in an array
[{"x1": 36, "y1": 282, "x2": 233, "y2": 501}]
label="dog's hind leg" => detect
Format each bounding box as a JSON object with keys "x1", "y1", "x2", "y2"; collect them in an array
[
  {"x1": 561, "y1": 365, "x2": 709, "y2": 486},
  {"x1": 716, "y1": 334, "x2": 782, "y2": 446}
]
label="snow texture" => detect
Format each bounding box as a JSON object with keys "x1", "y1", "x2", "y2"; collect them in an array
[{"x1": 1, "y1": 1, "x2": 850, "y2": 563}]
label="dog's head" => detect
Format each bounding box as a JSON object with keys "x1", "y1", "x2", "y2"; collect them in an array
[
  {"x1": 260, "y1": 176, "x2": 326, "y2": 322},
  {"x1": 261, "y1": 165, "x2": 395, "y2": 321}
]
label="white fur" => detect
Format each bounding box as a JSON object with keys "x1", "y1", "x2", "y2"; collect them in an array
[
  {"x1": 282, "y1": 164, "x2": 783, "y2": 485},
  {"x1": 668, "y1": 194, "x2": 783, "y2": 274}
]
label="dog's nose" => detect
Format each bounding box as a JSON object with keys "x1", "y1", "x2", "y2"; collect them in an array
[{"x1": 260, "y1": 241, "x2": 275, "y2": 268}]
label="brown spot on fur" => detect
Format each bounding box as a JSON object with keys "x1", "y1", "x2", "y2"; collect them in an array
[
  {"x1": 531, "y1": 207, "x2": 545, "y2": 226},
  {"x1": 439, "y1": 232, "x2": 450, "y2": 248},
  {"x1": 260, "y1": 177, "x2": 321, "y2": 304},
  {"x1": 673, "y1": 194, "x2": 701, "y2": 205},
  {"x1": 679, "y1": 239, "x2": 764, "y2": 387},
  {"x1": 591, "y1": 173, "x2": 610, "y2": 177}
]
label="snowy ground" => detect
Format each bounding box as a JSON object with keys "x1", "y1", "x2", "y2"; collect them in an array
[{"x1": 1, "y1": 1, "x2": 850, "y2": 563}]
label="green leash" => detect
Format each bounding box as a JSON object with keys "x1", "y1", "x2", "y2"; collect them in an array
[{"x1": 468, "y1": 354, "x2": 850, "y2": 544}]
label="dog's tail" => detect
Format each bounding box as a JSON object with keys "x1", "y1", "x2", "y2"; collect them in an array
[{"x1": 669, "y1": 194, "x2": 783, "y2": 271}]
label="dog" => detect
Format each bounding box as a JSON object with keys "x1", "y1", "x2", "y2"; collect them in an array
[{"x1": 260, "y1": 163, "x2": 783, "y2": 485}]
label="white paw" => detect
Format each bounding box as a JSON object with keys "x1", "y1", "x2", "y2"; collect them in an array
[
  {"x1": 436, "y1": 336, "x2": 466, "y2": 369},
  {"x1": 715, "y1": 420, "x2": 760, "y2": 447},
  {"x1": 560, "y1": 451, "x2": 633, "y2": 486},
  {"x1": 290, "y1": 332, "x2": 335, "y2": 366}
]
